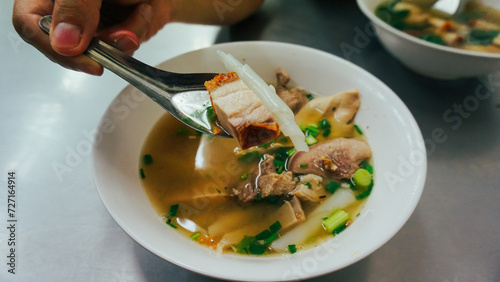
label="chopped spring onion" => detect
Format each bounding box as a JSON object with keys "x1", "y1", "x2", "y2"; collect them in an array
[
  {"x1": 325, "y1": 181, "x2": 340, "y2": 193},
  {"x1": 322, "y1": 209, "x2": 351, "y2": 233},
  {"x1": 305, "y1": 126, "x2": 319, "y2": 136},
  {"x1": 139, "y1": 169, "x2": 145, "y2": 179},
  {"x1": 306, "y1": 93, "x2": 314, "y2": 100},
  {"x1": 360, "y1": 160, "x2": 374, "y2": 174},
  {"x1": 420, "y1": 34, "x2": 445, "y2": 45},
  {"x1": 236, "y1": 236, "x2": 256, "y2": 254},
  {"x1": 169, "y1": 204, "x2": 179, "y2": 218},
  {"x1": 288, "y1": 244, "x2": 297, "y2": 254},
  {"x1": 354, "y1": 124, "x2": 363, "y2": 135},
  {"x1": 319, "y1": 119, "x2": 331, "y2": 129},
  {"x1": 249, "y1": 243, "x2": 266, "y2": 255},
  {"x1": 240, "y1": 172, "x2": 248, "y2": 180},
  {"x1": 256, "y1": 229, "x2": 272, "y2": 240},
  {"x1": 305, "y1": 135, "x2": 318, "y2": 146},
  {"x1": 356, "y1": 182, "x2": 373, "y2": 200},
  {"x1": 166, "y1": 222, "x2": 177, "y2": 229},
  {"x1": 217, "y1": 50, "x2": 308, "y2": 152},
  {"x1": 308, "y1": 122, "x2": 319, "y2": 129},
  {"x1": 273, "y1": 159, "x2": 286, "y2": 174},
  {"x1": 322, "y1": 128, "x2": 331, "y2": 137},
  {"x1": 299, "y1": 163, "x2": 308, "y2": 168},
  {"x1": 216, "y1": 188, "x2": 221, "y2": 193},
  {"x1": 143, "y1": 154, "x2": 153, "y2": 164},
  {"x1": 352, "y1": 168, "x2": 372, "y2": 188},
  {"x1": 265, "y1": 232, "x2": 279, "y2": 244},
  {"x1": 191, "y1": 232, "x2": 201, "y2": 240},
  {"x1": 277, "y1": 166, "x2": 284, "y2": 174},
  {"x1": 287, "y1": 148, "x2": 297, "y2": 156},
  {"x1": 333, "y1": 224, "x2": 347, "y2": 235},
  {"x1": 304, "y1": 182, "x2": 312, "y2": 189},
  {"x1": 269, "y1": 221, "x2": 282, "y2": 233}
]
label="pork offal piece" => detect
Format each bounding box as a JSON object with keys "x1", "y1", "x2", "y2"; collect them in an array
[
  {"x1": 288, "y1": 138, "x2": 372, "y2": 180},
  {"x1": 205, "y1": 72, "x2": 280, "y2": 149},
  {"x1": 275, "y1": 67, "x2": 309, "y2": 114},
  {"x1": 233, "y1": 154, "x2": 296, "y2": 203}
]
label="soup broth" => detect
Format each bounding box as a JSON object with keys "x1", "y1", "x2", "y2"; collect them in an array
[{"x1": 140, "y1": 89, "x2": 373, "y2": 255}]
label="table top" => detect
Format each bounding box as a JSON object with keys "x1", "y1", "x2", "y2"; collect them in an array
[{"x1": 1, "y1": 0, "x2": 499, "y2": 281}]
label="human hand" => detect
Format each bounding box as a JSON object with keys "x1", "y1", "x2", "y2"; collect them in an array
[{"x1": 12, "y1": 0, "x2": 171, "y2": 75}]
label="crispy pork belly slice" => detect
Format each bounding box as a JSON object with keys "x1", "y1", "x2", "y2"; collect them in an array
[
  {"x1": 275, "y1": 68, "x2": 309, "y2": 114},
  {"x1": 288, "y1": 138, "x2": 372, "y2": 180},
  {"x1": 205, "y1": 72, "x2": 280, "y2": 149}
]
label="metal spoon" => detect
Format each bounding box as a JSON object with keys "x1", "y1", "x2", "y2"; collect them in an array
[{"x1": 39, "y1": 15, "x2": 231, "y2": 137}]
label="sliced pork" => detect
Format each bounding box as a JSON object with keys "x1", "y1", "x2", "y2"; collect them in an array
[
  {"x1": 288, "y1": 138, "x2": 372, "y2": 179},
  {"x1": 205, "y1": 72, "x2": 280, "y2": 149}
]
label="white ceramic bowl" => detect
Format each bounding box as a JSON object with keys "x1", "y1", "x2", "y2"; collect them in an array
[
  {"x1": 92, "y1": 41, "x2": 427, "y2": 281},
  {"x1": 357, "y1": 0, "x2": 500, "y2": 79}
]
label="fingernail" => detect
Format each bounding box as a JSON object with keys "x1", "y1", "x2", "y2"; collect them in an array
[
  {"x1": 141, "y1": 4, "x2": 153, "y2": 23},
  {"x1": 52, "y1": 23, "x2": 82, "y2": 49},
  {"x1": 113, "y1": 36, "x2": 140, "y2": 53}
]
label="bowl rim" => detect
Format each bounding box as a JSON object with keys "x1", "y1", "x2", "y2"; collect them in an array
[
  {"x1": 92, "y1": 40, "x2": 427, "y2": 281},
  {"x1": 356, "y1": 0, "x2": 500, "y2": 59}
]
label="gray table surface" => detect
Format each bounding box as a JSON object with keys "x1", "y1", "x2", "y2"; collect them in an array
[{"x1": 1, "y1": 0, "x2": 499, "y2": 281}]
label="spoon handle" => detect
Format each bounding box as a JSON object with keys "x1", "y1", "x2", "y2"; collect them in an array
[{"x1": 38, "y1": 15, "x2": 179, "y2": 101}]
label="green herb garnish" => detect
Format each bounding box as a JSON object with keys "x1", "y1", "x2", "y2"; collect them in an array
[
  {"x1": 322, "y1": 128, "x2": 331, "y2": 137},
  {"x1": 139, "y1": 169, "x2": 145, "y2": 179},
  {"x1": 143, "y1": 154, "x2": 153, "y2": 164},
  {"x1": 269, "y1": 221, "x2": 282, "y2": 233},
  {"x1": 264, "y1": 232, "x2": 279, "y2": 244},
  {"x1": 256, "y1": 229, "x2": 272, "y2": 240},
  {"x1": 191, "y1": 232, "x2": 201, "y2": 240},
  {"x1": 236, "y1": 236, "x2": 257, "y2": 254},
  {"x1": 169, "y1": 204, "x2": 179, "y2": 218},
  {"x1": 325, "y1": 181, "x2": 340, "y2": 193},
  {"x1": 319, "y1": 119, "x2": 331, "y2": 129},
  {"x1": 420, "y1": 34, "x2": 445, "y2": 45},
  {"x1": 322, "y1": 209, "x2": 350, "y2": 234},
  {"x1": 353, "y1": 124, "x2": 363, "y2": 135},
  {"x1": 241, "y1": 172, "x2": 248, "y2": 180},
  {"x1": 288, "y1": 244, "x2": 297, "y2": 254},
  {"x1": 249, "y1": 243, "x2": 266, "y2": 255},
  {"x1": 305, "y1": 135, "x2": 318, "y2": 146}
]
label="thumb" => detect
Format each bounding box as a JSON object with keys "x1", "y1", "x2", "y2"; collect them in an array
[{"x1": 50, "y1": 0, "x2": 102, "y2": 56}]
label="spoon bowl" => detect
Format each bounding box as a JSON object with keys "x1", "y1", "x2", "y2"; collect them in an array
[{"x1": 39, "y1": 15, "x2": 231, "y2": 137}]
